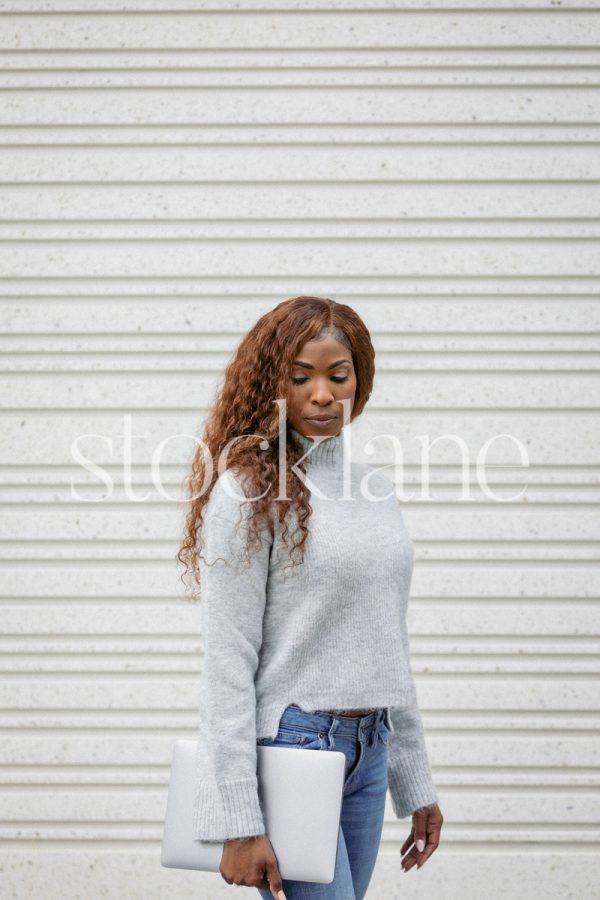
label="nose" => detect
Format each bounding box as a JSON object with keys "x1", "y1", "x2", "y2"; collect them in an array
[{"x1": 309, "y1": 379, "x2": 335, "y2": 404}]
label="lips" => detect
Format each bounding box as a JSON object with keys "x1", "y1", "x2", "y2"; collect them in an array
[{"x1": 306, "y1": 416, "x2": 336, "y2": 422}]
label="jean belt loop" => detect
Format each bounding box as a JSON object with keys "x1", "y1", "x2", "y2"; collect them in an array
[
  {"x1": 369, "y1": 720, "x2": 377, "y2": 748},
  {"x1": 371, "y1": 709, "x2": 383, "y2": 747},
  {"x1": 328, "y1": 717, "x2": 338, "y2": 751}
]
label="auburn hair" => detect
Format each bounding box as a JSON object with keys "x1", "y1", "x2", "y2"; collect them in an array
[{"x1": 177, "y1": 295, "x2": 375, "y2": 601}]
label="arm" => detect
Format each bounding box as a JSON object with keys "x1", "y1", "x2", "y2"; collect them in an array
[
  {"x1": 387, "y1": 618, "x2": 438, "y2": 818},
  {"x1": 192, "y1": 473, "x2": 272, "y2": 842},
  {"x1": 387, "y1": 704, "x2": 438, "y2": 819}
]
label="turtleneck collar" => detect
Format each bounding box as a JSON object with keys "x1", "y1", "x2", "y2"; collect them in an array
[{"x1": 289, "y1": 425, "x2": 346, "y2": 473}]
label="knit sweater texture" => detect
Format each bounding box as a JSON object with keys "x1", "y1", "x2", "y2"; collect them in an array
[{"x1": 192, "y1": 426, "x2": 438, "y2": 842}]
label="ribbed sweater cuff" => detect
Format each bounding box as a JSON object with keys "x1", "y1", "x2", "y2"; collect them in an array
[
  {"x1": 193, "y1": 775, "x2": 266, "y2": 843},
  {"x1": 388, "y1": 749, "x2": 439, "y2": 819}
]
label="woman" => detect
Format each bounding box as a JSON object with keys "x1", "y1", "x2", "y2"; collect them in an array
[{"x1": 178, "y1": 295, "x2": 444, "y2": 899}]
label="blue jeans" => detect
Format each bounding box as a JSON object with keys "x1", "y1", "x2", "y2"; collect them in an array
[{"x1": 256, "y1": 704, "x2": 389, "y2": 900}]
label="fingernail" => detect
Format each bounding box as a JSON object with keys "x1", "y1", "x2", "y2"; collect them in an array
[{"x1": 416, "y1": 839, "x2": 425, "y2": 852}]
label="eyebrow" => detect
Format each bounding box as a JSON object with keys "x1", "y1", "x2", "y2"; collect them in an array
[{"x1": 293, "y1": 358, "x2": 351, "y2": 370}]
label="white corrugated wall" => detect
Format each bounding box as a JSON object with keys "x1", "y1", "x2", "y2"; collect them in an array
[{"x1": 1, "y1": 2, "x2": 599, "y2": 898}]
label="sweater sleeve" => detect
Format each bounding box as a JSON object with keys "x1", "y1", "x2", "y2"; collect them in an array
[
  {"x1": 192, "y1": 472, "x2": 272, "y2": 842},
  {"x1": 386, "y1": 617, "x2": 438, "y2": 818}
]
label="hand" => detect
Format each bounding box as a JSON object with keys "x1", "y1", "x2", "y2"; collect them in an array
[
  {"x1": 400, "y1": 802, "x2": 443, "y2": 872},
  {"x1": 220, "y1": 835, "x2": 286, "y2": 899}
]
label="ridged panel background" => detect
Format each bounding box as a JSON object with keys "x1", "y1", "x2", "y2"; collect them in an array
[{"x1": 1, "y1": 1, "x2": 599, "y2": 897}]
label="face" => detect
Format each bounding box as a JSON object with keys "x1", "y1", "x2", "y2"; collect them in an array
[{"x1": 286, "y1": 335, "x2": 357, "y2": 440}]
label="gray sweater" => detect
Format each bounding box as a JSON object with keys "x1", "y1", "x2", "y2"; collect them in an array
[{"x1": 193, "y1": 426, "x2": 438, "y2": 842}]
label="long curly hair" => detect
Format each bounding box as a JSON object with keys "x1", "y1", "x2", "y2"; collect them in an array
[{"x1": 177, "y1": 295, "x2": 375, "y2": 601}]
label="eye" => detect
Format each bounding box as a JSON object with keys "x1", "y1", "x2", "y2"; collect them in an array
[{"x1": 291, "y1": 375, "x2": 350, "y2": 385}]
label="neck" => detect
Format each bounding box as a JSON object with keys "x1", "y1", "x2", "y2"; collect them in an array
[{"x1": 289, "y1": 425, "x2": 346, "y2": 472}]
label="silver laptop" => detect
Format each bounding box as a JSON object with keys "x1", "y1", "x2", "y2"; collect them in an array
[{"x1": 160, "y1": 739, "x2": 346, "y2": 884}]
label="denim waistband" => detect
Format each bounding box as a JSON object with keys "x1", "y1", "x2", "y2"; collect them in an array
[{"x1": 282, "y1": 703, "x2": 386, "y2": 737}]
